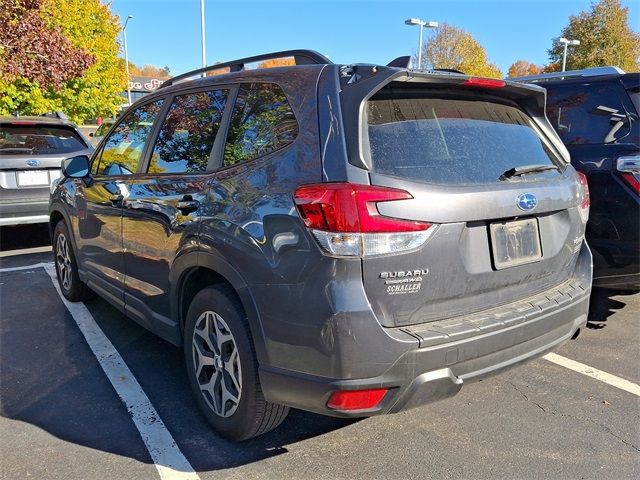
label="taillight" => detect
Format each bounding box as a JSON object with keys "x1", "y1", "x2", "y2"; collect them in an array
[
  {"x1": 327, "y1": 388, "x2": 388, "y2": 411},
  {"x1": 617, "y1": 156, "x2": 640, "y2": 194},
  {"x1": 462, "y1": 77, "x2": 506, "y2": 89},
  {"x1": 620, "y1": 173, "x2": 640, "y2": 194},
  {"x1": 576, "y1": 171, "x2": 590, "y2": 223},
  {"x1": 294, "y1": 183, "x2": 436, "y2": 257}
]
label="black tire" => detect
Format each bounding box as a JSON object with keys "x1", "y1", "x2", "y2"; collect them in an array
[
  {"x1": 184, "y1": 285, "x2": 289, "y2": 441},
  {"x1": 53, "y1": 220, "x2": 93, "y2": 302}
]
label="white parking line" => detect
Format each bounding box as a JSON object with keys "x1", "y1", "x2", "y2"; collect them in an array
[
  {"x1": 0, "y1": 246, "x2": 52, "y2": 258},
  {"x1": 0, "y1": 263, "x2": 200, "y2": 480},
  {"x1": 544, "y1": 352, "x2": 640, "y2": 397}
]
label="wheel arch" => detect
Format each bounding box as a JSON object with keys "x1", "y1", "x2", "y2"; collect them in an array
[{"x1": 172, "y1": 251, "x2": 269, "y2": 365}]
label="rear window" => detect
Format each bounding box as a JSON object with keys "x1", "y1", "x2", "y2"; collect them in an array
[
  {"x1": 545, "y1": 82, "x2": 634, "y2": 145},
  {"x1": 0, "y1": 125, "x2": 86, "y2": 155},
  {"x1": 366, "y1": 94, "x2": 559, "y2": 185}
]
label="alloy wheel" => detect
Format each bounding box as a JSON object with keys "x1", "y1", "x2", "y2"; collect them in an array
[
  {"x1": 192, "y1": 311, "x2": 242, "y2": 417},
  {"x1": 56, "y1": 233, "x2": 72, "y2": 291}
]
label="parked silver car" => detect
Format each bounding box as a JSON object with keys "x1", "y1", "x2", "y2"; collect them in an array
[{"x1": 0, "y1": 116, "x2": 92, "y2": 226}]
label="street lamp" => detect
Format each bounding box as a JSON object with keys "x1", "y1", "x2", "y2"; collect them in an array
[
  {"x1": 200, "y1": 0, "x2": 206, "y2": 72},
  {"x1": 123, "y1": 15, "x2": 133, "y2": 105},
  {"x1": 558, "y1": 37, "x2": 580, "y2": 72},
  {"x1": 405, "y1": 18, "x2": 438, "y2": 70}
]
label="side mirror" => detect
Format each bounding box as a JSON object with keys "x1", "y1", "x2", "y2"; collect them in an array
[{"x1": 62, "y1": 155, "x2": 90, "y2": 178}]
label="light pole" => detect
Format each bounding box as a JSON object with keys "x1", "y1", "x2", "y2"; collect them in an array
[
  {"x1": 559, "y1": 37, "x2": 580, "y2": 72},
  {"x1": 123, "y1": 15, "x2": 133, "y2": 105},
  {"x1": 405, "y1": 18, "x2": 438, "y2": 70},
  {"x1": 200, "y1": 0, "x2": 206, "y2": 74}
]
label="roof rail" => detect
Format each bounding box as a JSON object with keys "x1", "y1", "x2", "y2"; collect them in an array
[
  {"x1": 159, "y1": 49, "x2": 332, "y2": 89},
  {"x1": 509, "y1": 66, "x2": 625, "y2": 82}
]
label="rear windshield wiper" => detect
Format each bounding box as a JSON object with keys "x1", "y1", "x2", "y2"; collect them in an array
[{"x1": 500, "y1": 164, "x2": 559, "y2": 180}]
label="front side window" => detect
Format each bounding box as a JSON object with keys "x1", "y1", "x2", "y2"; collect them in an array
[
  {"x1": 366, "y1": 92, "x2": 560, "y2": 185},
  {"x1": 93, "y1": 99, "x2": 163, "y2": 175},
  {"x1": 224, "y1": 83, "x2": 298, "y2": 167},
  {"x1": 148, "y1": 89, "x2": 228, "y2": 174},
  {"x1": 546, "y1": 82, "x2": 632, "y2": 145}
]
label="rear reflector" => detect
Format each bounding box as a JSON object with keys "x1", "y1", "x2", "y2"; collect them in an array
[
  {"x1": 294, "y1": 183, "x2": 436, "y2": 257},
  {"x1": 327, "y1": 388, "x2": 388, "y2": 411},
  {"x1": 462, "y1": 77, "x2": 506, "y2": 89}
]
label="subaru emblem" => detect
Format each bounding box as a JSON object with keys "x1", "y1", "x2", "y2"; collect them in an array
[
  {"x1": 26, "y1": 159, "x2": 40, "y2": 167},
  {"x1": 516, "y1": 193, "x2": 538, "y2": 211}
]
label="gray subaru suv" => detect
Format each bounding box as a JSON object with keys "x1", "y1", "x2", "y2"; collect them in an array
[{"x1": 49, "y1": 50, "x2": 592, "y2": 441}]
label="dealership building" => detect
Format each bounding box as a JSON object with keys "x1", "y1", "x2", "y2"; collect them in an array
[{"x1": 120, "y1": 76, "x2": 168, "y2": 105}]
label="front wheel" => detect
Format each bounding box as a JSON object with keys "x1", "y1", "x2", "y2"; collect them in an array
[
  {"x1": 184, "y1": 285, "x2": 289, "y2": 441},
  {"x1": 53, "y1": 220, "x2": 93, "y2": 302}
]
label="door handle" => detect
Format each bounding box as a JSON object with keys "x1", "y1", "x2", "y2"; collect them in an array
[
  {"x1": 176, "y1": 195, "x2": 200, "y2": 215},
  {"x1": 109, "y1": 194, "x2": 124, "y2": 207}
]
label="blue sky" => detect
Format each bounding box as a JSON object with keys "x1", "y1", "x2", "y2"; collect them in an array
[{"x1": 110, "y1": 0, "x2": 639, "y2": 76}]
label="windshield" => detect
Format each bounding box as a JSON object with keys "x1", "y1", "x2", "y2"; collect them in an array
[
  {"x1": 0, "y1": 125, "x2": 87, "y2": 156},
  {"x1": 366, "y1": 94, "x2": 561, "y2": 185}
]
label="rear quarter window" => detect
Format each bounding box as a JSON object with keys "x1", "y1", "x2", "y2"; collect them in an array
[
  {"x1": 366, "y1": 94, "x2": 560, "y2": 185},
  {"x1": 0, "y1": 125, "x2": 87, "y2": 155}
]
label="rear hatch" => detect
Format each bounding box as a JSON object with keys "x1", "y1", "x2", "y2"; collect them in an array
[
  {"x1": 0, "y1": 121, "x2": 91, "y2": 201},
  {"x1": 350, "y1": 74, "x2": 589, "y2": 327}
]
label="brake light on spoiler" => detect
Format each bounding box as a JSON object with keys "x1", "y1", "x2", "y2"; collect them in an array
[
  {"x1": 462, "y1": 77, "x2": 506, "y2": 89},
  {"x1": 294, "y1": 183, "x2": 437, "y2": 257}
]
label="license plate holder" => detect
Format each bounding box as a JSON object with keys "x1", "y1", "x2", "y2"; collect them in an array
[
  {"x1": 490, "y1": 218, "x2": 542, "y2": 270},
  {"x1": 17, "y1": 170, "x2": 50, "y2": 187}
]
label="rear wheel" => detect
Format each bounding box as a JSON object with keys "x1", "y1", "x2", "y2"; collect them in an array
[
  {"x1": 53, "y1": 220, "x2": 93, "y2": 301},
  {"x1": 184, "y1": 285, "x2": 289, "y2": 441}
]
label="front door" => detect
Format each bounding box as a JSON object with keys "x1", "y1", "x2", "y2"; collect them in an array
[{"x1": 76, "y1": 99, "x2": 165, "y2": 307}]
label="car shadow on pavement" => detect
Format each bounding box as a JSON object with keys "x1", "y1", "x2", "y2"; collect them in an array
[
  {"x1": 586, "y1": 287, "x2": 627, "y2": 330},
  {"x1": 1, "y1": 267, "x2": 357, "y2": 473}
]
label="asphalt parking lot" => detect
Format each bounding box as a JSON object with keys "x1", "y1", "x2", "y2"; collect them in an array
[{"x1": 1, "y1": 224, "x2": 638, "y2": 480}]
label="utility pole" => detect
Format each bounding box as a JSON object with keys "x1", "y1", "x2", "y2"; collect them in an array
[
  {"x1": 123, "y1": 15, "x2": 133, "y2": 105},
  {"x1": 200, "y1": 0, "x2": 206, "y2": 74}
]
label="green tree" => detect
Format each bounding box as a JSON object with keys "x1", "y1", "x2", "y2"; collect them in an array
[
  {"x1": 0, "y1": 0, "x2": 126, "y2": 123},
  {"x1": 419, "y1": 23, "x2": 502, "y2": 78},
  {"x1": 547, "y1": 0, "x2": 640, "y2": 71}
]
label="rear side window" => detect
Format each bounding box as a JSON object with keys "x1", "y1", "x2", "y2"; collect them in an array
[
  {"x1": 366, "y1": 94, "x2": 558, "y2": 185},
  {"x1": 224, "y1": 83, "x2": 298, "y2": 167},
  {"x1": 0, "y1": 125, "x2": 86, "y2": 155},
  {"x1": 93, "y1": 99, "x2": 164, "y2": 175},
  {"x1": 149, "y1": 89, "x2": 228, "y2": 174},
  {"x1": 546, "y1": 82, "x2": 632, "y2": 145}
]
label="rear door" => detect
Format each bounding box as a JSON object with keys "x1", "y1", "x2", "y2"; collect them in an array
[
  {"x1": 356, "y1": 82, "x2": 587, "y2": 327},
  {"x1": 76, "y1": 99, "x2": 165, "y2": 307},
  {"x1": 0, "y1": 122, "x2": 90, "y2": 224},
  {"x1": 121, "y1": 87, "x2": 232, "y2": 330}
]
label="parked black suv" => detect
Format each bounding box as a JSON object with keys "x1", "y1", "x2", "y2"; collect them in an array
[
  {"x1": 512, "y1": 67, "x2": 639, "y2": 291},
  {"x1": 50, "y1": 50, "x2": 592, "y2": 441}
]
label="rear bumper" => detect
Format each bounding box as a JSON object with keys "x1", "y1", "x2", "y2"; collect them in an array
[
  {"x1": 259, "y1": 244, "x2": 592, "y2": 417},
  {"x1": 0, "y1": 200, "x2": 50, "y2": 226}
]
